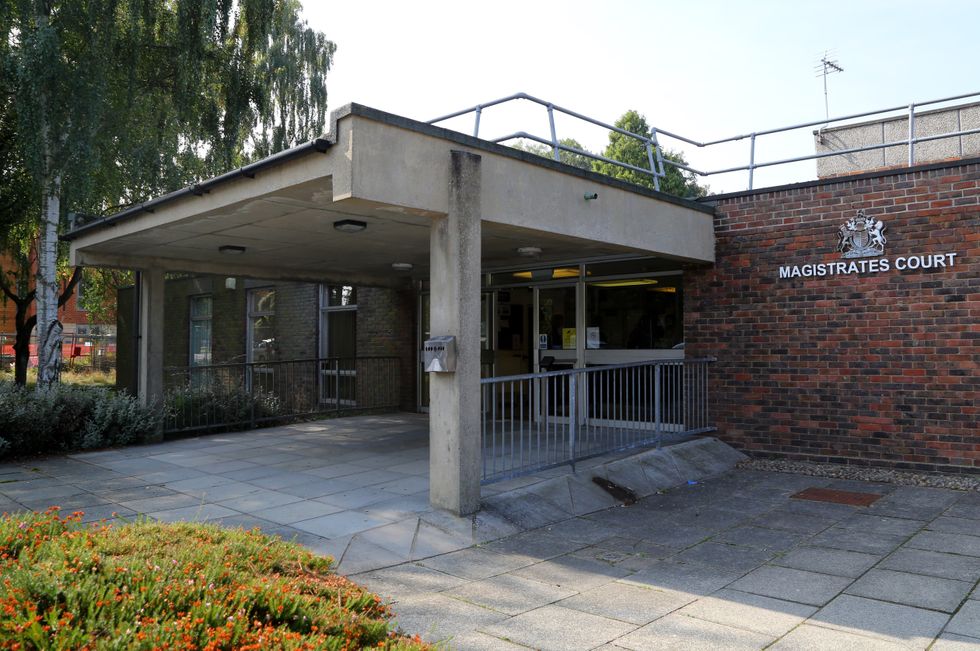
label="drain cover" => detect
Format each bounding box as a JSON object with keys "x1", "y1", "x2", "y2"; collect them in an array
[{"x1": 791, "y1": 487, "x2": 883, "y2": 507}]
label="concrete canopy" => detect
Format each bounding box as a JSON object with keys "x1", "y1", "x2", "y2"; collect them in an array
[{"x1": 66, "y1": 104, "x2": 715, "y2": 283}]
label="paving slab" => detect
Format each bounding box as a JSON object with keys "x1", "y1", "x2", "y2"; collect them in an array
[
  {"x1": 558, "y1": 581, "x2": 692, "y2": 625},
  {"x1": 622, "y1": 560, "x2": 745, "y2": 597},
  {"x1": 845, "y1": 568, "x2": 973, "y2": 613},
  {"x1": 710, "y1": 525, "x2": 807, "y2": 552},
  {"x1": 811, "y1": 594, "x2": 950, "y2": 648},
  {"x1": 771, "y1": 545, "x2": 882, "y2": 578},
  {"x1": 751, "y1": 511, "x2": 837, "y2": 535},
  {"x1": 511, "y1": 553, "x2": 632, "y2": 592},
  {"x1": 419, "y1": 546, "x2": 532, "y2": 580},
  {"x1": 906, "y1": 531, "x2": 980, "y2": 557},
  {"x1": 944, "y1": 600, "x2": 980, "y2": 639},
  {"x1": 807, "y1": 526, "x2": 908, "y2": 555},
  {"x1": 928, "y1": 516, "x2": 980, "y2": 536},
  {"x1": 290, "y1": 510, "x2": 390, "y2": 539},
  {"x1": 612, "y1": 612, "x2": 773, "y2": 651},
  {"x1": 768, "y1": 623, "x2": 909, "y2": 650},
  {"x1": 674, "y1": 541, "x2": 774, "y2": 572},
  {"x1": 834, "y1": 512, "x2": 928, "y2": 537},
  {"x1": 446, "y1": 573, "x2": 577, "y2": 616},
  {"x1": 879, "y1": 548, "x2": 980, "y2": 582},
  {"x1": 729, "y1": 565, "x2": 851, "y2": 606},
  {"x1": 676, "y1": 588, "x2": 816, "y2": 638},
  {"x1": 388, "y1": 593, "x2": 507, "y2": 644},
  {"x1": 479, "y1": 604, "x2": 636, "y2": 651},
  {"x1": 931, "y1": 633, "x2": 980, "y2": 651}
]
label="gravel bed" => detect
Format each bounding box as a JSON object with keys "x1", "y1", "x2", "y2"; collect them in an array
[{"x1": 738, "y1": 458, "x2": 980, "y2": 492}]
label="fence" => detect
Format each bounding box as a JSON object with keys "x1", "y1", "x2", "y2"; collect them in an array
[
  {"x1": 163, "y1": 356, "x2": 401, "y2": 434},
  {"x1": 480, "y1": 358, "x2": 715, "y2": 483},
  {"x1": 0, "y1": 332, "x2": 117, "y2": 373},
  {"x1": 429, "y1": 90, "x2": 980, "y2": 191}
]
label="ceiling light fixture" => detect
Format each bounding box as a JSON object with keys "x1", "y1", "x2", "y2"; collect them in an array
[
  {"x1": 516, "y1": 246, "x2": 542, "y2": 257},
  {"x1": 391, "y1": 262, "x2": 414, "y2": 271},
  {"x1": 592, "y1": 278, "x2": 659, "y2": 288},
  {"x1": 333, "y1": 219, "x2": 367, "y2": 233},
  {"x1": 218, "y1": 245, "x2": 246, "y2": 255}
]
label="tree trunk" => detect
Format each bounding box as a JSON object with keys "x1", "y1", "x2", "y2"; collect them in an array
[
  {"x1": 35, "y1": 186, "x2": 61, "y2": 391},
  {"x1": 13, "y1": 314, "x2": 35, "y2": 386}
]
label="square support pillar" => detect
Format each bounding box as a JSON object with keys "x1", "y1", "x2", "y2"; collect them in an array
[
  {"x1": 429, "y1": 150, "x2": 482, "y2": 516},
  {"x1": 137, "y1": 269, "x2": 165, "y2": 416}
]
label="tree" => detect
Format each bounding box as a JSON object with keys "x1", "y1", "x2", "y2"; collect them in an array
[
  {"x1": 2, "y1": 0, "x2": 335, "y2": 390},
  {"x1": 512, "y1": 137, "x2": 595, "y2": 171},
  {"x1": 593, "y1": 110, "x2": 708, "y2": 198}
]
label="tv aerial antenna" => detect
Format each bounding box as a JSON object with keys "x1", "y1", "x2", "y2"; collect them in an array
[{"x1": 816, "y1": 51, "x2": 844, "y2": 124}]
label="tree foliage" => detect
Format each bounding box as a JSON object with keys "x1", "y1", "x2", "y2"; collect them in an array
[
  {"x1": 0, "y1": 0, "x2": 335, "y2": 388},
  {"x1": 512, "y1": 137, "x2": 594, "y2": 171},
  {"x1": 594, "y1": 110, "x2": 708, "y2": 198}
]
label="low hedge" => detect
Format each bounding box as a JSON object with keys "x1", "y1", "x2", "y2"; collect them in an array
[
  {"x1": 0, "y1": 510, "x2": 428, "y2": 649},
  {"x1": 0, "y1": 382, "x2": 161, "y2": 459}
]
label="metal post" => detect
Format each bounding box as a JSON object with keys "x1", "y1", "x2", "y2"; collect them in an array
[
  {"x1": 654, "y1": 364, "x2": 662, "y2": 449},
  {"x1": 248, "y1": 364, "x2": 256, "y2": 429},
  {"x1": 645, "y1": 140, "x2": 661, "y2": 192},
  {"x1": 748, "y1": 133, "x2": 757, "y2": 190},
  {"x1": 473, "y1": 106, "x2": 482, "y2": 138},
  {"x1": 547, "y1": 104, "x2": 560, "y2": 161},
  {"x1": 907, "y1": 103, "x2": 916, "y2": 166},
  {"x1": 568, "y1": 373, "x2": 577, "y2": 469}
]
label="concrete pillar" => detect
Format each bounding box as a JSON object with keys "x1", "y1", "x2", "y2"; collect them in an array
[
  {"x1": 429, "y1": 150, "x2": 482, "y2": 516},
  {"x1": 137, "y1": 269, "x2": 165, "y2": 414}
]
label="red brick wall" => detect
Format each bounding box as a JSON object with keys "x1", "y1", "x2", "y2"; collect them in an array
[
  {"x1": 0, "y1": 253, "x2": 111, "y2": 332},
  {"x1": 685, "y1": 161, "x2": 980, "y2": 473}
]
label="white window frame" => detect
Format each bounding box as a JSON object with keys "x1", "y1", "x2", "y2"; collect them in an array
[
  {"x1": 318, "y1": 285, "x2": 357, "y2": 406},
  {"x1": 188, "y1": 294, "x2": 213, "y2": 367}
]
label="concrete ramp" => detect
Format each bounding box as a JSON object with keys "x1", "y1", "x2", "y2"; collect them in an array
[{"x1": 482, "y1": 437, "x2": 747, "y2": 530}]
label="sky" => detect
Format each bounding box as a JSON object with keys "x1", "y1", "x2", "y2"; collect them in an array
[{"x1": 302, "y1": 0, "x2": 980, "y2": 193}]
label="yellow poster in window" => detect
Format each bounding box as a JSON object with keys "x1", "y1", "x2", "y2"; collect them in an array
[{"x1": 562, "y1": 328, "x2": 576, "y2": 350}]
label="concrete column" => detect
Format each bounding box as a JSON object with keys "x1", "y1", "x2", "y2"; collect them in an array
[
  {"x1": 429, "y1": 150, "x2": 482, "y2": 516},
  {"x1": 137, "y1": 269, "x2": 165, "y2": 415}
]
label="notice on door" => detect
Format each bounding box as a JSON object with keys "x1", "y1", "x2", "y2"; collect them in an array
[
  {"x1": 586, "y1": 327, "x2": 600, "y2": 350},
  {"x1": 562, "y1": 328, "x2": 576, "y2": 350}
]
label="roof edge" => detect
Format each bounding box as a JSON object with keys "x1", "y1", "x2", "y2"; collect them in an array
[{"x1": 701, "y1": 155, "x2": 980, "y2": 203}]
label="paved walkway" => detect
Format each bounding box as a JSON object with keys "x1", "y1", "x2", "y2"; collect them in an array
[{"x1": 1, "y1": 414, "x2": 978, "y2": 649}]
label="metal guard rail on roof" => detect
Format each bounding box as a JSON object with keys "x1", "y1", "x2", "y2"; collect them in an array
[{"x1": 429, "y1": 90, "x2": 980, "y2": 191}]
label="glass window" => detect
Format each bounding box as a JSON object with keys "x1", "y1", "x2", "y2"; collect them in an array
[
  {"x1": 247, "y1": 288, "x2": 276, "y2": 363},
  {"x1": 586, "y1": 276, "x2": 683, "y2": 349},
  {"x1": 189, "y1": 295, "x2": 212, "y2": 367},
  {"x1": 319, "y1": 285, "x2": 357, "y2": 359}
]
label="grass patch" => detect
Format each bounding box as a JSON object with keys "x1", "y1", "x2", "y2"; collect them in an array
[{"x1": 0, "y1": 510, "x2": 429, "y2": 649}]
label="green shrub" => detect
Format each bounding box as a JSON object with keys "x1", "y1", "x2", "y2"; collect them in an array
[
  {"x1": 0, "y1": 510, "x2": 429, "y2": 649},
  {"x1": 0, "y1": 382, "x2": 161, "y2": 459},
  {"x1": 164, "y1": 381, "x2": 286, "y2": 433}
]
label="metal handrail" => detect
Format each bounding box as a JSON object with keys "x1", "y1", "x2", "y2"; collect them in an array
[
  {"x1": 480, "y1": 356, "x2": 717, "y2": 384},
  {"x1": 430, "y1": 90, "x2": 980, "y2": 191}
]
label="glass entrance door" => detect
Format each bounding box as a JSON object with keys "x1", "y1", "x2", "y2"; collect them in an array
[{"x1": 536, "y1": 285, "x2": 579, "y2": 372}]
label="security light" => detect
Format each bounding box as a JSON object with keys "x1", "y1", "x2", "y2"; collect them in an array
[
  {"x1": 584, "y1": 192, "x2": 599, "y2": 200},
  {"x1": 333, "y1": 219, "x2": 367, "y2": 233},
  {"x1": 218, "y1": 245, "x2": 246, "y2": 255}
]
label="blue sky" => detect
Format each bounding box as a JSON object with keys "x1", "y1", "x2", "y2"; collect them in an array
[{"x1": 304, "y1": 1, "x2": 980, "y2": 192}]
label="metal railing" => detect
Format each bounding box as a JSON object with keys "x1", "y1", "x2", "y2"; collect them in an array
[
  {"x1": 163, "y1": 356, "x2": 401, "y2": 434},
  {"x1": 480, "y1": 357, "x2": 715, "y2": 483},
  {"x1": 430, "y1": 90, "x2": 980, "y2": 191}
]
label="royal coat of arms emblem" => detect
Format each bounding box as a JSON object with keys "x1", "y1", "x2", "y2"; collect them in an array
[{"x1": 837, "y1": 210, "x2": 886, "y2": 258}]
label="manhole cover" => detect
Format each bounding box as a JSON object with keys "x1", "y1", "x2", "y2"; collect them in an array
[{"x1": 791, "y1": 487, "x2": 883, "y2": 507}]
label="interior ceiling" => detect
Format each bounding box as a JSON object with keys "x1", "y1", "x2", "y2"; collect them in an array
[{"x1": 81, "y1": 177, "x2": 654, "y2": 281}]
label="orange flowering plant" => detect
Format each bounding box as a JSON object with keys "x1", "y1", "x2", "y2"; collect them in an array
[{"x1": 0, "y1": 509, "x2": 429, "y2": 650}]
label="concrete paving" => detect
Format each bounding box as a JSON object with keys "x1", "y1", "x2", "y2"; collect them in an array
[{"x1": 1, "y1": 413, "x2": 979, "y2": 650}]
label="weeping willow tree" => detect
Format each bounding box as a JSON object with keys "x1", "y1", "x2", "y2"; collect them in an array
[{"x1": 1, "y1": 0, "x2": 335, "y2": 389}]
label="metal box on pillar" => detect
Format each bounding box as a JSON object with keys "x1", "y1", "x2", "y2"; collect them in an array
[{"x1": 423, "y1": 336, "x2": 457, "y2": 373}]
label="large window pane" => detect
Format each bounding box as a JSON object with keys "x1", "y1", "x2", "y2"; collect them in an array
[
  {"x1": 586, "y1": 277, "x2": 683, "y2": 349},
  {"x1": 189, "y1": 295, "x2": 212, "y2": 367},
  {"x1": 247, "y1": 288, "x2": 276, "y2": 363}
]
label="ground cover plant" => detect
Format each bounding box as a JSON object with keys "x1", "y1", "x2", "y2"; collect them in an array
[{"x1": 0, "y1": 510, "x2": 428, "y2": 650}]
